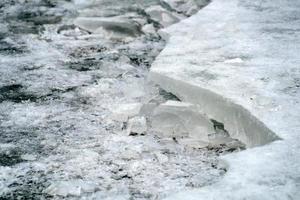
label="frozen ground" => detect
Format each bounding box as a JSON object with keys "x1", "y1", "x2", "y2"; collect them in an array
[
  {"x1": 0, "y1": 0, "x2": 237, "y2": 199},
  {"x1": 149, "y1": 0, "x2": 300, "y2": 199}
]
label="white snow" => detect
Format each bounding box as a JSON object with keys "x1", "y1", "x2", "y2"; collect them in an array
[{"x1": 149, "y1": 0, "x2": 300, "y2": 199}]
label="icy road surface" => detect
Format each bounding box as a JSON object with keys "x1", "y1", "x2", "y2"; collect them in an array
[{"x1": 149, "y1": 0, "x2": 300, "y2": 199}]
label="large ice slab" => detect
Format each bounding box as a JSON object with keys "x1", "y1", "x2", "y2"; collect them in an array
[{"x1": 149, "y1": 0, "x2": 300, "y2": 199}]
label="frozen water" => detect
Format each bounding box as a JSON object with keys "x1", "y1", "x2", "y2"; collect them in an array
[
  {"x1": 111, "y1": 103, "x2": 142, "y2": 122},
  {"x1": 145, "y1": 5, "x2": 183, "y2": 28},
  {"x1": 74, "y1": 16, "x2": 142, "y2": 40},
  {"x1": 149, "y1": 0, "x2": 300, "y2": 199},
  {"x1": 0, "y1": 0, "x2": 228, "y2": 199},
  {"x1": 162, "y1": 0, "x2": 210, "y2": 16},
  {"x1": 151, "y1": 100, "x2": 214, "y2": 140},
  {"x1": 127, "y1": 116, "x2": 147, "y2": 135}
]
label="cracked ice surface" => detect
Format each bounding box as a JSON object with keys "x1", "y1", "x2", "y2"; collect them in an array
[{"x1": 149, "y1": 0, "x2": 300, "y2": 199}]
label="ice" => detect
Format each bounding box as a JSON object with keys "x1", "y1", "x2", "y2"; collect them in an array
[
  {"x1": 151, "y1": 100, "x2": 215, "y2": 141},
  {"x1": 140, "y1": 102, "x2": 158, "y2": 116},
  {"x1": 177, "y1": 138, "x2": 208, "y2": 149},
  {"x1": 145, "y1": 5, "x2": 184, "y2": 28},
  {"x1": 127, "y1": 116, "x2": 147, "y2": 135},
  {"x1": 0, "y1": 23, "x2": 8, "y2": 39},
  {"x1": 162, "y1": 0, "x2": 206, "y2": 16},
  {"x1": 72, "y1": 0, "x2": 94, "y2": 7},
  {"x1": 74, "y1": 17, "x2": 142, "y2": 40},
  {"x1": 149, "y1": 0, "x2": 300, "y2": 199},
  {"x1": 0, "y1": 0, "x2": 234, "y2": 199},
  {"x1": 111, "y1": 103, "x2": 142, "y2": 122},
  {"x1": 154, "y1": 151, "x2": 169, "y2": 163},
  {"x1": 224, "y1": 57, "x2": 244, "y2": 64},
  {"x1": 142, "y1": 24, "x2": 157, "y2": 35},
  {"x1": 20, "y1": 154, "x2": 37, "y2": 161},
  {"x1": 149, "y1": 100, "x2": 245, "y2": 150},
  {"x1": 44, "y1": 180, "x2": 99, "y2": 197}
]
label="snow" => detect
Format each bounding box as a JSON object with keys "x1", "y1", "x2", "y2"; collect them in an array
[{"x1": 149, "y1": 0, "x2": 300, "y2": 199}]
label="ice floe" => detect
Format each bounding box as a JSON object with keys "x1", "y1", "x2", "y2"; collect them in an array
[{"x1": 149, "y1": 0, "x2": 300, "y2": 199}]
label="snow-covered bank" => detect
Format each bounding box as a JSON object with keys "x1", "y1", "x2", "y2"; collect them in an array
[{"x1": 150, "y1": 0, "x2": 300, "y2": 199}]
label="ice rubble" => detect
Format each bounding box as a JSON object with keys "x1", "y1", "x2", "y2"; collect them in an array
[
  {"x1": 149, "y1": 0, "x2": 300, "y2": 199},
  {"x1": 1, "y1": 0, "x2": 228, "y2": 199}
]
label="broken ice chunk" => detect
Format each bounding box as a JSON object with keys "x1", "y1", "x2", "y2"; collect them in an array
[
  {"x1": 142, "y1": 24, "x2": 157, "y2": 35},
  {"x1": 145, "y1": 5, "x2": 183, "y2": 27},
  {"x1": 127, "y1": 116, "x2": 147, "y2": 136},
  {"x1": 224, "y1": 58, "x2": 244, "y2": 64},
  {"x1": 151, "y1": 100, "x2": 215, "y2": 141},
  {"x1": 152, "y1": 112, "x2": 188, "y2": 137},
  {"x1": 209, "y1": 120, "x2": 236, "y2": 144},
  {"x1": 139, "y1": 103, "x2": 158, "y2": 117},
  {"x1": 119, "y1": 149, "x2": 141, "y2": 160},
  {"x1": 44, "y1": 180, "x2": 98, "y2": 197},
  {"x1": 44, "y1": 181, "x2": 81, "y2": 197},
  {"x1": 111, "y1": 103, "x2": 142, "y2": 122},
  {"x1": 162, "y1": 0, "x2": 207, "y2": 16},
  {"x1": 207, "y1": 120, "x2": 246, "y2": 151},
  {"x1": 21, "y1": 154, "x2": 37, "y2": 161},
  {"x1": 122, "y1": 82, "x2": 145, "y2": 99},
  {"x1": 154, "y1": 151, "x2": 169, "y2": 163},
  {"x1": 74, "y1": 16, "x2": 142, "y2": 40},
  {"x1": 177, "y1": 138, "x2": 209, "y2": 149}
]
